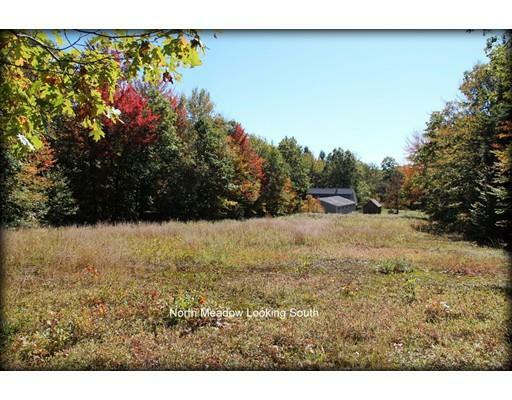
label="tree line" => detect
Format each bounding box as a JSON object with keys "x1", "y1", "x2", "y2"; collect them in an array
[
  {"x1": 1, "y1": 83, "x2": 405, "y2": 227},
  {"x1": 404, "y1": 33, "x2": 511, "y2": 246}
]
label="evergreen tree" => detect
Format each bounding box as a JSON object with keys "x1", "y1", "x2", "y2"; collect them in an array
[
  {"x1": 178, "y1": 118, "x2": 237, "y2": 220},
  {"x1": 46, "y1": 168, "x2": 78, "y2": 226},
  {"x1": 408, "y1": 34, "x2": 512, "y2": 243}
]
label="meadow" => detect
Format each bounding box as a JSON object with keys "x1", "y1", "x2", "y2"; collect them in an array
[{"x1": 1, "y1": 212, "x2": 510, "y2": 370}]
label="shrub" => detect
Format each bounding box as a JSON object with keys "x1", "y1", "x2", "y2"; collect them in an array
[
  {"x1": 165, "y1": 292, "x2": 201, "y2": 327},
  {"x1": 300, "y1": 195, "x2": 325, "y2": 213},
  {"x1": 18, "y1": 318, "x2": 78, "y2": 363},
  {"x1": 401, "y1": 278, "x2": 418, "y2": 304},
  {"x1": 375, "y1": 258, "x2": 413, "y2": 274}
]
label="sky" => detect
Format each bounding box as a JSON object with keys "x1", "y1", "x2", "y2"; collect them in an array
[{"x1": 174, "y1": 30, "x2": 490, "y2": 165}]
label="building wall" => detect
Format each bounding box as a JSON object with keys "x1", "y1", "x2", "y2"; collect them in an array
[
  {"x1": 339, "y1": 204, "x2": 356, "y2": 214},
  {"x1": 363, "y1": 203, "x2": 381, "y2": 214},
  {"x1": 320, "y1": 201, "x2": 337, "y2": 213},
  {"x1": 320, "y1": 201, "x2": 356, "y2": 214}
]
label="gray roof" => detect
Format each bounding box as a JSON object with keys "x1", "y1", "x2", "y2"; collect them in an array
[
  {"x1": 366, "y1": 198, "x2": 382, "y2": 207},
  {"x1": 308, "y1": 187, "x2": 355, "y2": 196},
  {"x1": 319, "y1": 196, "x2": 356, "y2": 207},
  {"x1": 308, "y1": 187, "x2": 357, "y2": 204}
]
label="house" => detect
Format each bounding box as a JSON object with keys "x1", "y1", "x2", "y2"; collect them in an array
[
  {"x1": 318, "y1": 196, "x2": 356, "y2": 214},
  {"x1": 307, "y1": 188, "x2": 358, "y2": 204},
  {"x1": 362, "y1": 198, "x2": 382, "y2": 214}
]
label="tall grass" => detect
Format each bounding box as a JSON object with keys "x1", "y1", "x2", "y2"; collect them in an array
[{"x1": 2, "y1": 212, "x2": 510, "y2": 369}]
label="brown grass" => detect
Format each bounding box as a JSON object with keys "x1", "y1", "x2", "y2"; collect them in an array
[{"x1": 1, "y1": 212, "x2": 510, "y2": 369}]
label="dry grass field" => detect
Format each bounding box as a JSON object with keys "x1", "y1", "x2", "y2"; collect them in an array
[{"x1": 1, "y1": 212, "x2": 510, "y2": 370}]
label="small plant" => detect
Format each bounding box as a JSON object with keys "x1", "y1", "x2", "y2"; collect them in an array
[
  {"x1": 164, "y1": 292, "x2": 224, "y2": 334},
  {"x1": 294, "y1": 255, "x2": 313, "y2": 276},
  {"x1": 375, "y1": 258, "x2": 414, "y2": 274},
  {"x1": 165, "y1": 292, "x2": 200, "y2": 327},
  {"x1": 304, "y1": 344, "x2": 327, "y2": 366},
  {"x1": 401, "y1": 278, "x2": 418, "y2": 304},
  {"x1": 18, "y1": 317, "x2": 78, "y2": 363},
  {"x1": 425, "y1": 300, "x2": 451, "y2": 323}
]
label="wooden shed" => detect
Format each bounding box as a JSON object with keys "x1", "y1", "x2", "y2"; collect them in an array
[
  {"x1": 318, "y1": 196, "x2": 356, "y2": 214},
  {"x1": 362, "y1": 198, "x2": 382, "y2": 214}
]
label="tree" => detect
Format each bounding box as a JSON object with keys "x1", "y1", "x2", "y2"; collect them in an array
[
  {"x1": 0, "y1": 30, "x2": 204, "y2": 155},
  {"x1": 227, "y1": 123, "x2": 264, "y2": 218},
  {"x1": 176, "y1": 118, "x2": 237, "y2": 220},
  {"x1": 302, "y1": 149, "x2": 325, "y2": 187},
  {"x1": 482, "y1": 33, "x2": 512, "y2": 246},
  {"x1": 0, "y1": 147, "x2": 21, "y2": 226},
  {"x1": 1, "y1": 142, "x2": 76, "y2": 227},
  {"x1": 137, "y1": 83, "x2": 184, "y2": 220},
  {"x1": 400, "y1": 164, "x2": 424, "y2": 209},
  {"x1": 173, "y1": 94, "x2": 190, "y2": 138},
  {"x1": 355, "y1": 161, "x2": 382, "y2": 205},
  {"x1": 300, "y1": 195, "x2": 325, "y2": 213},
  {"x1": 1, "y1": 148, "x2": 51, "y2": 227},
  {"x1": 385, "y1": 169, "x2": 404, "y2": 213},
  {"x1": 412, "y1": 105, "x2": 486, "y2": 231},
  {"x1": 53, "y1": 83, "x2": 164, "y2": 223},
  {"x1": 381, "y1": 156, "x2": 399, "y2": 181},
  {"x1": 278, "y1": 136, "x2": 311, "y2": 201},
  {"x1": 320, "y1": 148, "x2": 357, "y2": 188},
  {"x1": 186, "y1": 88, "x2": 215, "y2": 124},
  {"x1": 252, "y1": 137, "x2": 296, "y2": 216},
  {"x1": 45, "y1": 168, "x2": 78, "y2": 226},
  {"x1": 408, "y1": 33, "x2": 512, "y2": 243},
  {"x1": 378, "y1": 156, "x2": 398, "y2": 198}
]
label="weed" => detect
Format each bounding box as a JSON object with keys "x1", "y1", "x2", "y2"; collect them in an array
[
  {"x1": 18, "y1": 317, "x2": 78, "y2": 363},
  {"x1": 165, "y1": 292, "x2": 202, "y2": 327},
  {"x1": 375, "y1": 258, "x2": 414, "y2": 274},
  {"x1": 294, "y1": 255, "x2": 313, "y2": 276},
  {"x1": 401, "y1": 278, "x2": 418, "y2": 304}
]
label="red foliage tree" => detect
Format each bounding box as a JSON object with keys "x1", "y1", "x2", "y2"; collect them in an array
[
  {"x1": 400, "y1": 164, "x2": 424, "y2": 209},
  {"x1": 228, "y1": 123, "x2": 265, "y2": 207},
  {"x1": 103, "y1": 84, "x2": 160, "y2": 148},
  {"x1": 171, "y1": 94, "x2": 189, "y2": 138},
  {"x1": 230, "y1": 123, "x2": 264, "y2": 181},
  {"x1": 54, "y1": 83, "x2": 163, "y2": 222}
]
